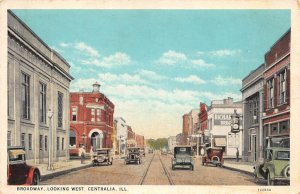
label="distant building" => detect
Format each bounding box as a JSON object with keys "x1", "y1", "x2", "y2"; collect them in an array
[
  {"x1": 135, "y1": 134, "x2": 145, "y2": 148},
  {"x1": 199, "y1": 102, "x2": 208, "y2": 144},
  {"x1": 206, "y1": 97, "x2": 242, "y2": 157},
  {"x1": 176, "y1": 133, "x2": 185, "y2": 145},
  {"x1": 262, "y1": 29, "x2": 290, "y2": 144},
  {"x1": 114, "y1": 117, "x2": 128, "y2": 155},
  {"x1": 7, "y1": 10, "x2": 73, "y2": 164},
  {"x1": 182, "y1": 113, "x2": 190, "y2": 144},
  {"x1": 168, "y1": 136, "x2": 177, "y2": 152},
  {"x1": 241, "y1": 64, "x2": 265, "y2": 162},
  {"x1": 69, "y1": 82, "x2": 114, "y2": 155}
]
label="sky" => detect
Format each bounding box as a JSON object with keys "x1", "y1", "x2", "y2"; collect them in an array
[{"x1": 12, "y1": 10, "x2": 290, "y2": 139}]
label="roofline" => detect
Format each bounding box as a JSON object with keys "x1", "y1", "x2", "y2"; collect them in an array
[{"x1": 242, "y1": 63, "x2": 265, "y2": 82}]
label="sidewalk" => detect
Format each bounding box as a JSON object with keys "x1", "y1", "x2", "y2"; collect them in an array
[
  {"x1": 27, "y1": 159, "x2": 92, "y2": 181},
  {"x1": 222, "y1": 159, "x2": 254, "y2": 176}
]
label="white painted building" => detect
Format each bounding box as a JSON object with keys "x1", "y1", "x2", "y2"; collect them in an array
[
  {"x1": 114, "y1": 117, "x2": 128, "y2": 155},
  {"x1": 207, "y1": 97, "x2": 243, "y2": 157},
  {"x1": 168, "y1": 136, "x2": 176, "y2": 153}
]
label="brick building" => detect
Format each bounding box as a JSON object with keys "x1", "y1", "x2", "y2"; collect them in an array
[
  {"x1": 262, "y1": 29, "x2": 290, "y2": 144},
  {"x1": 199, "y1": 102, "x2": 208, "y2": 143},
  {"x1": 7, "y1": 10, "x2": 73, "y2": 164},
  {"x1": 182, "y1": 113, "x2": 190, "y2": 144},
  {"x1": 69, "y1": 82, "x2": 114, "y2": 155}
]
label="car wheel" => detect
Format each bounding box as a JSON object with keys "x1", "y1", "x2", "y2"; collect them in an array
[
  {"x1": 32, "y1": 171, "x2": 40, "y2": 185},
  {"x1": 172, "y1": 165, "x2": 175, "y2": 170},
  {"x1": 267, "y1": 172, "x2": 274, "y2": 186}
]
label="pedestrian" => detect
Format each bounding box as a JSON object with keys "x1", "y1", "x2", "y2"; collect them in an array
[
  {"x1": 80, "y1": 146, "x2": 86, "y2": 164},
  {"x1": 236, "y1": 148, "x2": 239, "y2": 162}
]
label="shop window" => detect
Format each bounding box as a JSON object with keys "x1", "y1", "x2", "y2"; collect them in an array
[
  {"x1": 279, "y1": 120, "x2": 289, "y2": 134},
  {"x1": 270, "y1": 123, "x2": 278, "y2": 135}
]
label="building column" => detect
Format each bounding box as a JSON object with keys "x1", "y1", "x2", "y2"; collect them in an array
[{"x1": 259, "y1": 90, "x2": 264, "y2": 160}]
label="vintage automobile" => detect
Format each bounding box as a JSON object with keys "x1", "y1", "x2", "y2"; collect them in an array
[
  {"x1": 148, "y1": 149, "x2": 154, "y2": 154},
  {"x1": 92, "y1": 148, "x2": 113, "y2": 166},
  {"x1": 125, "y1": 147, "x2": 141, "y2": 165},
  {"x1": 253, "y1": 137, "x2": 290, "y2": 185},
  {"x1": 171, "y1": 146, "x2": 194, "y2": 170},
  {"x1": 202, "y1": 147, "x2": 224, "y2": 167},
  {"x1": 7, "y1": 146, "x2": 41, "y2": 185},
  {"x1": 140, "y1": 148, "x2": 146, "y2": 157}
]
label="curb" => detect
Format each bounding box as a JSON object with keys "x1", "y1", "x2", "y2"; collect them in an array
[
  {"x1": 222, "y1": 165, "x2": 254, "y2": 176},
  {"x1": 41, "y1": 163, "x2": 93, "y2": 182}
]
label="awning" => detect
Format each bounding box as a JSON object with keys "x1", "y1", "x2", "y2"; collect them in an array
[{"x1": 214, "y1": 137, "x2": 227, "y2": 147}]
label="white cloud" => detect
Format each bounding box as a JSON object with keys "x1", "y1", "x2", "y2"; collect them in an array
[
  {"x1": 82, "y1": 52, "x2": 131, "y2": 68},
  {"x1": 174, "y1": 75, "x2": 206, "y2": 85},
  {"x1": 156, "y1": 50, "x2": 215, "y2": 69},
  {"x1": 137, "y1": 69, "x2": 166, "y2": 80},
  {"x1": 211, "y1": 75, "x2": 242, "y2": 86},
  {"x1": 74, "y1": 42, "x2": 100, "y2": 58},
  {"x1": 59, "y1": 42, "x2": 70, "y2": 47},
  {"x1": 156, "y1": 50, "x2": 187, "y2": 65},
  {"x1": 190, "y1": 59, "x2": 215, "y2": 68},
  {"x1": 209, "y1": 49, "x2": 242, "y2": 57}
]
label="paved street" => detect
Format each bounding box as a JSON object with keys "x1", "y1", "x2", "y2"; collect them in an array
[{"x1": 42, "y1": 152, "x2": 257, "y2": 185}]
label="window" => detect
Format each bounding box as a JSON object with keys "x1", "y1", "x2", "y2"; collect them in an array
[
  {"x1": 97, "y1": 109, "x2": 101, "y2": 121},
  {"x1": 7, "y1": 131, "x2": 12, "y2": 147},
  {"x1": 249, "y1": 136, "x2": 252, "y2": 151},
  {"x1": 21, "y1": 133, "x2": 25, "y2": 149},
  {"x1": 39, "y1": 135, "x2": 43, "y2": 150},
  {"x1": 39, "y1": 82, "x2": 47, "y2": 124},
  {"x1": 278, "y1": 69, "x2": 287, "y2": 105},
  {"x1": 279, "y1": 120, "x2": 289, "y2": 134},
  {"x1": 57, "y1": 137, "x2": 60, "y2": 150},
  {"x1": 21, "y1": 73, "x2": 30, "y2": 119},
  {"x1": 91, "y1": 108, "x2": 95, "y2": 121},
  {"x1": 28, "y1": 134, "x2": 32, "y2": 150},
  {"x1": 62, "y1": 138, "x2": 64, "y2": 150},
  {"x1": 253, "y1": 99, "x2": 258, "y2": 124},
  {"x1": 72, "y1": 107, "x2": 77, "y2": 121},
  {"x1": 70, "y1": 130, "x2": 76, "y2": 147},
  {"x1": 267, "y1": 78, "x2": 274, "y2": 108},
  {"x1": 271, "y1": 123, "x2": 278, "y2": 135},
  {"x1": 57, "y1": 92, "x2": 63, "y2": 128},
  {"x1": 45, "y1": 136, "x2": 48, "y2": 151}
]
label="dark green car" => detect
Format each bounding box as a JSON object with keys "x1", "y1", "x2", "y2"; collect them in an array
[{"x1": 254, "y1": 137, "x2": 290, "y2": 185}]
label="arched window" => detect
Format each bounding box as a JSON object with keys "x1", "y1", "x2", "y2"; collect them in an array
[{"x1": 70, "y1": 130, "x2": 76, "y2": 147}]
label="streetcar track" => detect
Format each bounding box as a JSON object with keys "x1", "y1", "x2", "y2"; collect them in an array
[
  {"x1": 139, "y1": 152, "x2": 174, "y2": 185},
  {"x1": 139, "y1": 153, "x2": 155, "y2": 185}
]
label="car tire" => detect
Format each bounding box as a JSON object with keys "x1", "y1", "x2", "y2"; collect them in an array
[
  {"x1": 32, "y1": 171, "x2": 40, "y2": 185},
  {"x1": 267, "y1": 172, "x2": 274, "y2": 186}
]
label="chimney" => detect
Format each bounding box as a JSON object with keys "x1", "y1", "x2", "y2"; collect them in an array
[
  {"x1": 92, "y1": 82, "x2": 101, "y2": 93},
  {"x1": 228, "y1": 97, "x2": 233, "y2": 104}
]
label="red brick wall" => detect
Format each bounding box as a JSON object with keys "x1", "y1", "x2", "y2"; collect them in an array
[
  {"x1": 199, "y1": 103, "x2": 208, "y2": 133},
  {"x1": 182, "y1": 114, "x2": 189, "y2": 135}
]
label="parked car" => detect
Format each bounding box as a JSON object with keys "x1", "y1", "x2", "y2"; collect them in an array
[
  {"x1": 202, "y1": 147, "x2": 224, "y2": 167},
  {"x1": 140, "y1": 148, "x2": 146, "y2": 157},
  {"x1": 148, "y1": 149, "x2": 153, "y2": 154},
  {"x1": 254, "y1": 137, "x2": 290, "y2": 185},
  {"x1": 92, "y1": 148, "x2": 113, "y2": 166},
  {"x1": 171, "y1": 146, "x2": 194, "y2": 170},
  {"x1": 7, "y1": 146, "x2": 41, "y2": 185},
  {"x1": 125, "y1": 147, "x2": 141, "y2": 165}
]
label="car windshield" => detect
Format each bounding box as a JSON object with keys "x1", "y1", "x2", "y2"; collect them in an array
[
  {"x1": 9, "y1": 154, "x2": 24, "y2": 162},
  {"x1": 268, "y1": 137, "x2": 290, "y2": 148},
  {"x1": 175, "y1": 147, "x2": 191, "y2": 155},
  {"x1": 276, "y1": 151, "x2": 290, "y2": 160}
]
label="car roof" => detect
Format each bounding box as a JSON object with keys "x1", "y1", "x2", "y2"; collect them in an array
[
  {"x1": 207, "y1": 147, "x2": 223, "y2": 150},
  {"x1": 7, "y1": 146, "x2": 25, "y2": 150},
  {"x1": 128, "y1": 147, "x2": 140, "y2": 149},
  {"x1": 174, "y1": 145, "x2": 192, "y2": 148},
  {"x1": 267, "y1": 147, "x2": 290, "y2": 151}
]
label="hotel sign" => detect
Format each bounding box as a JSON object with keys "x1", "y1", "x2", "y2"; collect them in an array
[{"x1": 214, "y1": 114, "x2": 232, "y2": 126}]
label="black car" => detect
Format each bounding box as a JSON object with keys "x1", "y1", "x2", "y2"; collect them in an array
[
  {"x1": 125, "y1": 147, "x2": 141, "y2": 165},
  {"x1": 171, "y1": 146, "x2": 194, "y2": 170}
]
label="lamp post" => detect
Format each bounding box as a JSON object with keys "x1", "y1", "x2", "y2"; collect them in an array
[{"x1": 47, "y1": 109, "x2": 54, "y2": 171}]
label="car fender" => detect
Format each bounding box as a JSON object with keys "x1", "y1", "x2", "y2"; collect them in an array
[
  {"x1": 266, "y1": 166, "x2": 275, "y2": 179},
  {"x1": 25, "y1": 167, "x2": 40, "y2": 185}
]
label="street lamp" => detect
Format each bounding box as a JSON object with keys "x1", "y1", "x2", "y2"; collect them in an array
[
  {"x1": 81, "y1": 133, "x2": 87, "y2": 150},
  {"x1": 47, "y1": 109, "x2": 54, "y2": 171}
]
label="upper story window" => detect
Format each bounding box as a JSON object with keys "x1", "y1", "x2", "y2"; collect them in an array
[
  {"x1": 72, "y1": 107, "x2": 77, "y2": 121},
  {"x1": 97, "y1": 109, "x2": 101, "y2": 121},
  {"x1": 267, "y1": 78, "x2": 274, "y2": 109},
  {"x1": 21, "y1": 133, "x2": 25, "y2": 149},
  {"x1": 39, "y1": 82, "x2": 47, "y2": 124},
  {"x1": 91, "y1": 108, "x2": 95, "y2": 122},
  {"x1": 278, "y1": 69, "x2": 287, "y2": 105},
  {"x1": 21, "y1": 72, "x2": 30, "y2": 120},
  {"x1": 28, "y1": 134, "x2": 32, "y2": 150},
  {"x1": 57, "y1": 92, "x2": 64, "y2": 128}
]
